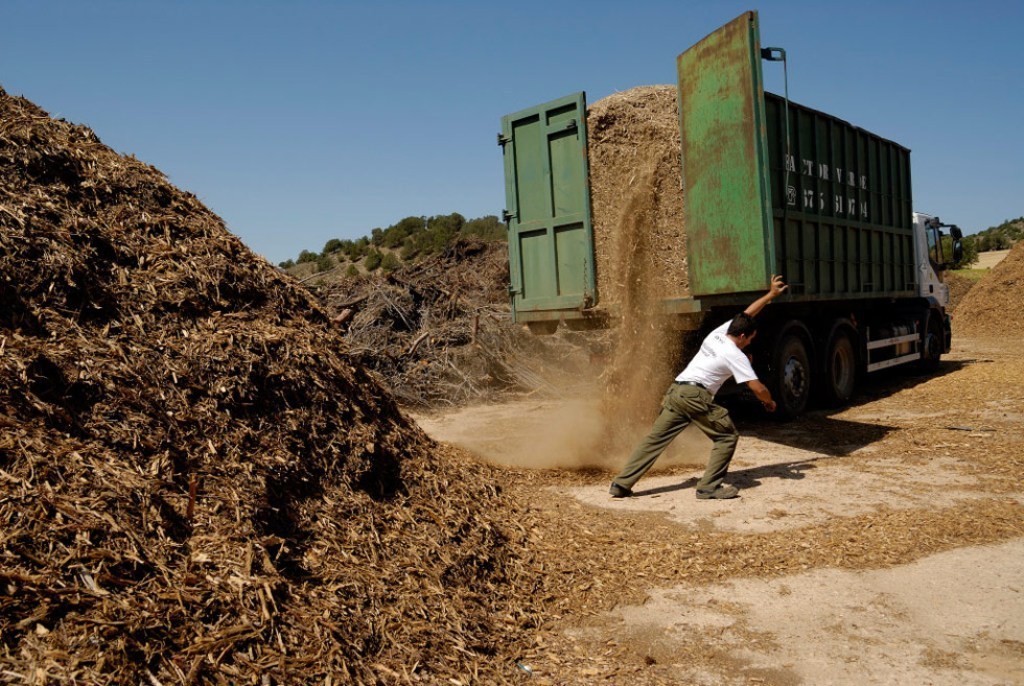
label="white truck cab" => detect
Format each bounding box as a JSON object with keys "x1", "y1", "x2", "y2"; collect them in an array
[{"x1": 913, "y1": 211, "x2": 963, "y2": 307}]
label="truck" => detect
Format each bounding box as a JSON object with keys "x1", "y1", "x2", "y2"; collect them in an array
[{"x1": 498, "y1": 10, "x2": 963, "y2": 418}]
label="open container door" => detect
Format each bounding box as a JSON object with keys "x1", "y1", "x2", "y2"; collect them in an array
[
  {"x1": 677, "y1": 11, "x2": 775, "y2": 298},
  {"x1": 500, "y1": 92, "x2": 596, "y2": 326}
]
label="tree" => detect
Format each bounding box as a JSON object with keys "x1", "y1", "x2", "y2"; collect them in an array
[
  {"x1": 969, "y1": 216, "x2": 1023, "y2": 253},
  {"x1": 316, "y1": 254, "x2": 334, "y2": 273},
  {"x1": 345, "y1": 264, "x2": 360, "y2": 278},
  {"x1": 278, "y1": 258, "x2": 296, "y2": 269},
  {"x1": 380, "y1": 252, "x2": 401, "y2": 273},
  {"x1": 943, "y1": 234, "x2": 977, "y2": 268},
  {"x1": 297, "y1": 250, "x2": 318, "y2": 264},
  {"x1": 960, "y1": 235, "x2": 979, "y2": 267},
  {"x1": 462, "y1": 215, "x2": 505, "y2": 240},
  {"x1": 322, "y1": 238, "x2": 342, "y2": 256},
  {"x1": 364, "y1": 250, "x2": 382, "y2": 272}
]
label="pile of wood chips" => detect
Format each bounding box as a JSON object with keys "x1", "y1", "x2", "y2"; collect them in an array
[
  {"x1": 953, "y1": 240, "x2": 1024, "y2": 336},
  {"x1": 943, "y1": 272, "x2": 976, "y2": 313},
  {"x1": 317, "y1": 240, "x2": 595, "y2": 408},
  {"x1": 0, "y1": 87, "x2": 545, "y2": 684}
]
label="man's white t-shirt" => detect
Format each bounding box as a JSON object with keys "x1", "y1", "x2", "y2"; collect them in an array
[{"x1": 675, "y1": 320, "x2": 758, "y2": 395}]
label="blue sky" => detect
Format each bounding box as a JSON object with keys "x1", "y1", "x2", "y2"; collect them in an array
[{"x1": 3, "y1": 1, "x2": 1021, "y2": 263}]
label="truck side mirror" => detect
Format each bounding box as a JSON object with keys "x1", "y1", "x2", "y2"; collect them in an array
[{"x1": 950, "y1": 226, "x2": 963, "y2": 265}]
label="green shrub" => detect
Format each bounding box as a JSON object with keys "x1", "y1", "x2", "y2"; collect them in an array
[
  {"x1": 380, "y1": 252, "x2": 401, "y2": 273},
  {"x1": 364, "y1": 250, "x2": 382, "y2": 272},
  {"x1": 316, "y1": 254, "x2": 334, "y2": 273}
]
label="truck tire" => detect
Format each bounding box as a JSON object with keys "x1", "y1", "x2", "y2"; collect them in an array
[
  {"x1": 771, "y1": 333, "x2": 811, "y2": 419},
  {"x1": 820, "y1": 329, "x2": 857, "y2": 407},
  {"x1": 917, "y1": 317, "x2": 943, "y2": 373}
]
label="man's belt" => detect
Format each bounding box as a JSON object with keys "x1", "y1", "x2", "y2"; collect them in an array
[{"x1": 674, "y1": 380, "x2": 707, "y2": 390}]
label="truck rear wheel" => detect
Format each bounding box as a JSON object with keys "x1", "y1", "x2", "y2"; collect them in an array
[
  {"x1": 771, "y1": 333, "x2": 811, "y2": 419},
  {"x1": 821, "y1": 329, "x2": 857, "y2": 407}
]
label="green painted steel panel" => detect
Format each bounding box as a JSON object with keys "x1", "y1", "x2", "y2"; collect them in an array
[
  {"x1": 676, "y1": 11, "x2": 774, "y2": 297},
  {"x1": 501, "y1": 92, "x2": 595, "y2": 319},
  {"x1": 763, "y1": 92, "x2": 914, "y2": 298},
  {"x1": 677, "y1": 10, "x2": 915, "y2": 303}
]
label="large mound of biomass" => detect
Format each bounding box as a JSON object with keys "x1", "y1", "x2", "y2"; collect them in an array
[
  {"x1": 0, "y1": 87, "x2": 539, "y2": 684},
  {"x1": 943, "y1": 272, "x2": 976, "y2": 313},
  {"x1": 954, "y1": 240, "x2": 1024, "y2": 336}
]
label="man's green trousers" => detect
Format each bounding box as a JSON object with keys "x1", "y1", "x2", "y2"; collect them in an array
[{"x1": 612, "y1": 382, "x2": 739, "y2": 492}]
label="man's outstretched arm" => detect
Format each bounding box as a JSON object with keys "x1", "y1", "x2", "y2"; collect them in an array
[
  {"x1": 744, "y1": 274, "x2": 788, "y2": 318},
  {"x1": 747, "y1": 379, "x2": 777, "y2": 413}
]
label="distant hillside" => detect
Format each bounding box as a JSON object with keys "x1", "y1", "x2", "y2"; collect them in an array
[
  {"x1": 279, "y1": 213, "x2": 506, "y2": 281},
  {"x1": 971, "y1": 216, "x2": 1023, "y2": 252}
]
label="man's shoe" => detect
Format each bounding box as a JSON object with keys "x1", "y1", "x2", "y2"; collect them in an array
[
  {"x1": 696, "y1": 484, "x2": 739, "y2": 500},
  {"x1": 609, "y1": 483, "x2": 633, "y2": 498}
]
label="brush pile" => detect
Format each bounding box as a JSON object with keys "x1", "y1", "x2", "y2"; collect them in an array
[
  {"x1": 0, "y1": 87, "x2": 541, "y2": 684},
  {"x1": 318, "y1": 239, "x2": 595, "y2": 408}
]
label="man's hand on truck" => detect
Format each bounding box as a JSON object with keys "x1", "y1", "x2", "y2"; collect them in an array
[
  {"x1": 743, "y1": 275, "x2": 787, "y2": 412},
  {"x1": 744, "y1": 274, "x2": 789, "y2": 318}
]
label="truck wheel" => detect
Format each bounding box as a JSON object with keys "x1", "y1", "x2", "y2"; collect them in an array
[
  {"x1": 917, "y1": 318, "x2": 943, "y2": 373},
  {"x1": 771, "y1": 334, "x2": 811, "y2": 419},
  {"x1": 821, "y1": 329, "x2": 857, "y2": 407},
  {"x1": 526, "y1": 321, "x2": 558, "y2": 336}
]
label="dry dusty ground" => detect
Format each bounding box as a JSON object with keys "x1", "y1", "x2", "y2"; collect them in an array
[
  {"x1": 413, "y1": 336, "x2": 1024, "y2": 685},
  {"x1": 975, "y1": 249, "x2": 1011, "y2": 270}
]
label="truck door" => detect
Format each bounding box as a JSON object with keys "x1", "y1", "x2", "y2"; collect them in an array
[
  {"x1": 500, "y1": 92, "x2": 596, "y2": 321},
  {"x1": 677, "y1": 11, "x2": 775, "y2": 296}
]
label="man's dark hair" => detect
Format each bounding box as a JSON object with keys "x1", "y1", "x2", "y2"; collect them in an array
[{"x1": 727, "y1": 312, "x2": 758, "y2": 337}]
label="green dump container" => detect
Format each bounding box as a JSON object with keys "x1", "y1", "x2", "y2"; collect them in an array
[{"x1": 677, "y1": 10, "x2": 915, "y2": 301}]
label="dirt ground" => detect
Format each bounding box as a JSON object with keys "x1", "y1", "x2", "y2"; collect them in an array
[
  {"x1": 412, "y1": 335, "x2": 1024, "y2": 685},
  {"x1": 975, "y1": 249, "x2": 1011, "y2": 270}
]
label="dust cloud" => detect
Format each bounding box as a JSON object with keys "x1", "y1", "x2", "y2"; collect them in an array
[
  {"x1": 412, "y1": 398, "x2": 709, "y2": 472},
  {"x1": 418, "y1": 86, "x2": 702, "y2": 473}
]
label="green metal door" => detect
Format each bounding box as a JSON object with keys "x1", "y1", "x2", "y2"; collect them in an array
[
  {"x1": 500, "y1": 92, "x2": 595, "y2": 319},
  {"x1": 677, "y1": 11, "x2": 775, "y2": 297}
]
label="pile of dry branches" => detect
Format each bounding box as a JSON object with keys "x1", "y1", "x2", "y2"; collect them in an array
[
  {"x1": 0, "y1": 86, "x2": 543, "y2": 684},
  {"x1": 318, "y1": 240, "x2": 594, "y2": 408}
]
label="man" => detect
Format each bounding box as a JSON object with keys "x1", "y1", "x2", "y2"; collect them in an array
[{"x1": 609, "y1": 274, "x2": 788, "y2": 500}]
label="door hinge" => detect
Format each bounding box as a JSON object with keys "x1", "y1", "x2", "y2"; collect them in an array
[
  {"x1": 502, "y1": 209, "x2": 517, "y2": 223},
  {"x1": 497, "y1": 133, "x2": 511, "y2": 147}
]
